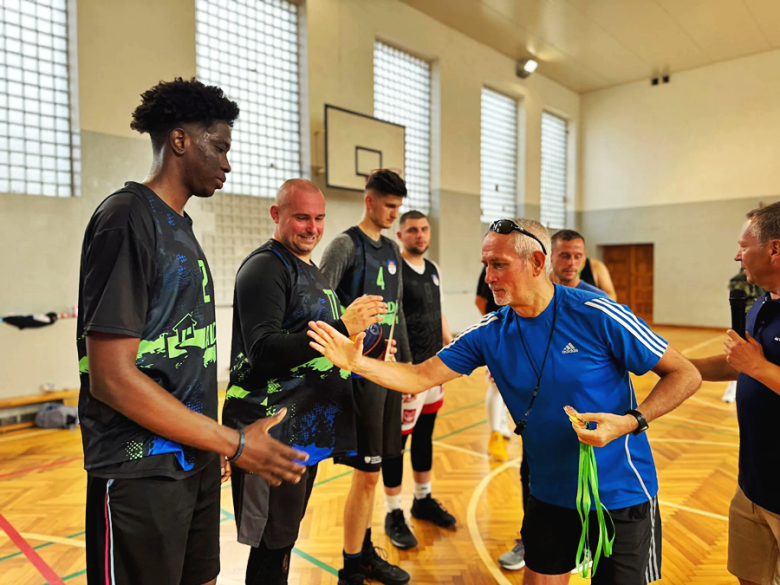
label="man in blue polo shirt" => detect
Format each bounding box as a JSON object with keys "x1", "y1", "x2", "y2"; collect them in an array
[
  {"x1": 308, "y1": 218, "x2": 702, "y2": 585},
  {"x1": 691, "y1": 202, "x2": 780, "y2": 585}
]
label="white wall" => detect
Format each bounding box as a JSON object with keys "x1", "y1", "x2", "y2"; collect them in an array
[
  {"x1": 579, "y1": 48, "x2": 780, "y2": 327},
  {"x1": 0, "y1": 0, "x2": 579, "y2": 398},
  {"x1": 580, "y1": 48, "x2": 780, "y2": 212}
]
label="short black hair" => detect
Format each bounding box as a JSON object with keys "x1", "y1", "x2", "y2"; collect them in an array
[
  {"x1": 365, "y1": 169, "x2": 407, "y2": 197},
  {"x1": 551, "y1": 229, "x2": 585, "y2": 246},
  {"x1": 400, "y1": 210, "x2": 427, "y2": 225},
  {"x1": 130, "y1": 77, "x2": 240, "y2": 148}
]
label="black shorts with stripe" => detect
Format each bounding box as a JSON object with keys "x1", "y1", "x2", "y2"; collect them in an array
[
  {"x1": 521, "y1": 494, "x2": 662, "y2": 584},
  {"x1": 84, "y1": 458, "x2": 221, "y2": 585}
]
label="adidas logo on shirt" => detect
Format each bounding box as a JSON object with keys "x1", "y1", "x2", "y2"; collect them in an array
[{"x1": 562, "y1": 342, "x2": 579, "y2": 354}]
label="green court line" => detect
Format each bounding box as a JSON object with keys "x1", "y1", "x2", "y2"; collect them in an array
[
  {"x1": 53, "y1": 569, "x2": 87, "y2": 583},
  {"x1": 292, "y1": 547, "x2": 339, "y2": 576},
  {"x1": 433, "y1": 419, "x2": 488, "y2": 441},
  {"x1": 437, "y1": 399, "x2": 484, "y2": 418}
]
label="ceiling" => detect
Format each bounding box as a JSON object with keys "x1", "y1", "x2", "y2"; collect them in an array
[{"x1": 400, "y1": 0, "x2": 780, "y2": 93}]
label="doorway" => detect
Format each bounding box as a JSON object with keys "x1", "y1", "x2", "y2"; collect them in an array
[{"x1": 602, "y1": 244, "x2": 654, "y2": 324}]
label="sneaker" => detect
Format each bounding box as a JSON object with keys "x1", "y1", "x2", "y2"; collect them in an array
[
  {"x1": 361, "y1": 545, "x2": 410, "y2": 585},
  {"x1": 384, "y1": 509, "x2": 418, "y2": 550},
  {"x1": 338, "y1": 569, "x2": 367, "y2": 585},
  {"x1": 722, "y1": 381, "x2": 737, "y2": 403},
  {"x1": 488, "y1": 431, "x2": 508, "y2": 461},
  {"x1": 498, "y1": 539, "x2": 525, "y2": 571},
  {"x1": 411, "y1": 494, "x2": 456, "y2": 528}
]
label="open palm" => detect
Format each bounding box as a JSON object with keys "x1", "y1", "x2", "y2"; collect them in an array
[{"x1": 308, "y1": 320, "x2": 364, "y2": 372}]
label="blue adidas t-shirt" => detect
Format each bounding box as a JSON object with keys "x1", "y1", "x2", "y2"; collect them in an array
[{"x1": 438, "y1": 285, "x2": 667, "y2": 510}]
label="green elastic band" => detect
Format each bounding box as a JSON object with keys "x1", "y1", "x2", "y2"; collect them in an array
[{"x1": 574, "y1": 442, "x2": 615, "y2": 578}]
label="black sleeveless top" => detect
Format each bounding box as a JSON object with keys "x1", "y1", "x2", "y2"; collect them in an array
[
  {"x1": 402, "y1": 259, "x2": 443, "y2": 364},
  {"x1": 580, "y1": 258, "x2": 597, "y2": 287},
  {"x1": 223, "y1": 240, "x2": 356, "y2": 465}
]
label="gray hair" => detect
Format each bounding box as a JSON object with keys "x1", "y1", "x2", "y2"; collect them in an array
[
  {"x1": 510, "y1": 218, "x2": 552, "y2": 277},
  {"x1": 747, "y1": 202, "x2": 780, "y2": 246}
]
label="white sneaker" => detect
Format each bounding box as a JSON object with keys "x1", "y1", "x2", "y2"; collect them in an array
[{"x1": 722, "y1": 381, "x2": 737, "y2": 403}]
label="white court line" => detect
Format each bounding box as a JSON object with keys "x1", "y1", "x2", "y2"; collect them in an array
[
  {"x1": 680, "y1": 333, "x2": 727, "y2": 356},
  {"x1": 683, "y1": 396, "x2": 736, "y2": 412},
  {"x1": 433, "y1": 440, "x2": 491, "y2": 460},
  {"x1": 663, "y1": 414, "x2": 738, "y2": 432},
  {"x1": 467, "y1": 457, "x2": 522, "y2": 585},
  {"x1": 658, "y1": 501, "x2": 728, "y2": 522},
  {"x1": 0, "y1": 429, "x2": 57, "y2": 444}
]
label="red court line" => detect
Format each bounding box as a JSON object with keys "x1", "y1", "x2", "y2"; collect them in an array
[
  {"x1": 0, "y1": 456, "x2": 82, "y2": 480},
  {"x1": 0, "y1": 512, "x2": 65, "y2": 585}
]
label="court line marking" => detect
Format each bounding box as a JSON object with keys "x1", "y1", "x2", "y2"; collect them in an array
[
  {"x1": 466, "y1": 457, "x2": 521, "y2": 585},
  {"x1": 0, "y1": 512, "x2": 65, "y2": 585},
  {"x1": 680, "y1": 334, "x2": 726, "y2": 356},
  {"x1": 663, "y1": 414, "x2": 738, "y2": 432},
  {"x1": 658, "y1": 501, "x2": 728, "y2": 522},
  {"x1": 684, "y1": 396, "x2": 736, "y2": 412},
  {"x1": 433, "y1": 440, "x2": 490, "y2": 459},
  {"x1": 18, "y1": 533, "x2": 85, "y2": 548},
  {"x1": 0, "y1": 456, "x2": 82, "y2": 481}
]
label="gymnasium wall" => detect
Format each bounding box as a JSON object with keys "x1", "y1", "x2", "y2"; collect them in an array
[
  {"x1": 579, "y1": 47, "x2": 780, "y2": 327},
  {"x1": 0, "y1": 0, "x2": 579, "y2": 398}
]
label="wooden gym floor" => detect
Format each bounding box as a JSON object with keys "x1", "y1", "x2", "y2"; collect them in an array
[{"x1": 0, "y1": 327, "x2": 739, "y2": 584}]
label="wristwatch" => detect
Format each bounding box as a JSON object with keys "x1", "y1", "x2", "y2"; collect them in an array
[{"x1": 624, "y1": 409, "x2": 649, "y2": 436}]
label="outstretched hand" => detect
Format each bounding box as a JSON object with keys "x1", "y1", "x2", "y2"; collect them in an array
[
  {"x1": 308, "y1": 320, "x2": 365, "y2": 372},
  {"x1": 571, "y1": 412, "x2": 637, "y2": 447}
]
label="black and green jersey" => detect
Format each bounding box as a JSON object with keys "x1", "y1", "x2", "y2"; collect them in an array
[
  {"x1": 77, "y1": 182, "x2": 217, "y2": 479},
  {"x1": 222, "y1": 239, "x2": 356, "y2": 465}
]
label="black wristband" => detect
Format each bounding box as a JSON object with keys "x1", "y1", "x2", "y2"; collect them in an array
[
  {"x1": 625, "y1": 409, "x2": 649, "y2": 436},
  {"x1": 227, "y1": 427, "x2": 246, "y2": 462}
]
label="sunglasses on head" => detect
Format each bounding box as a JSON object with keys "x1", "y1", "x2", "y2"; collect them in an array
[{"x1": 489, "y1": 219, "x2": 547, "y2": 256}]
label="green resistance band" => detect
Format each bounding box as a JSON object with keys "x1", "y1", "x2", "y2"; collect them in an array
[{"x1": 575, "y1": 441, "x2": 615, "y2": 578}]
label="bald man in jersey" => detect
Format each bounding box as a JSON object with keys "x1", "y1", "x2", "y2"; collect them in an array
[{"x1": 222, "y1": 179, "x2": 387, "y2": 585}]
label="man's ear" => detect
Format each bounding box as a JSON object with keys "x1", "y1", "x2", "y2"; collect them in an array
[
  {"x1": 270, "y1": 205, "x2": 280, "y2": 223},
  {"x1": 531, "y1": 250, "x2": 547, "y2": 276},
  {"x1": 169, "y1": 128, "x2": 187, "y2": 156},
  {"x1": 770, "y1": 239, "x2": 780, "y2": 262}
]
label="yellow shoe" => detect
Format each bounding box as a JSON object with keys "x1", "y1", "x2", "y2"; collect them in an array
[{"x1": 488, "y1": 431, "x2": 508, "y2": 461}]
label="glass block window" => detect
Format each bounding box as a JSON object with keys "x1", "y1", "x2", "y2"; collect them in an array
[
  {"x1": 196, "y1": 0, "x2": 302, "y2": 198},
  {"x1": 480, "y1": 88, "x2": 517, "y2": 223},
  {"x1": 374, "y1": 41, "x2": 431, "y2": 214},
  {"x1": 540, "y1": 111, "x2": 568, "y2": 229},
  {"x1": 0, "y1": 0, "x2": 80, "y2": 197}
]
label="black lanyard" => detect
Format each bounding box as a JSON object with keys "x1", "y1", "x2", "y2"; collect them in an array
[{"x1": 514, "y1": 291, "x2": 559, "y2": 435}]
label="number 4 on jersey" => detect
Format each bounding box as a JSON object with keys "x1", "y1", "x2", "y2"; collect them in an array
[{"x1": 376, "y1": 266, "x2": 385, "y2": 291}]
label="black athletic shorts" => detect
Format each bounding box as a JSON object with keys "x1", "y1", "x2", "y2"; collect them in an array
[
  {"x1": 521, "y1": 494, "x2": 662, "y2": 585},
  {"x1": 85, "y1": 457, "x2": 221, "y2": 585},
  {"x1": 231, "y1": 463, "x2": 318, "y2": 549},
  {"x1": 334, "y1": 377, "x2": 402, "y2": 472}
]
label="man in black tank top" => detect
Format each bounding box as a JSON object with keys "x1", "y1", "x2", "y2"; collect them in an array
[
  {"x1": 224, "y1": 180, "x2": 387, "y2": 584},
  {"x1": 320, "y1": 170, "x2": 412, "y2": 585},
  {"x1": 552, "y1": 230, "x2": 618, "y2": 300},
  {"x1": 382, "y1": 211, "x2": 456, "y2": 551}
]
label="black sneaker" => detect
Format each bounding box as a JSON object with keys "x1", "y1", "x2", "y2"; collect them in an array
[
  {"x1": 384, "y1": 509, "x2": 418, "y2": 550},
  {"x1": 338, "y1": 569, "x2": 367, "y2": 585},
  {"x1": 411, "y1": 494, "x2": 457, "y2": 528},
  {"x1": 360, "y1": 545, "x2": 410, "y2": 585}
]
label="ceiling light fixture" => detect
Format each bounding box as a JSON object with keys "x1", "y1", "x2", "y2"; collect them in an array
[{"x1": 516, "y1": 59, "x2": 538, "y2": 79}]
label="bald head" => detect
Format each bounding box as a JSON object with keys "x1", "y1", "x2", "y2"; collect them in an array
[
  {"x1": 276, "y1": 178, "x2": 322, "y2": 209},
  {"x1": 270, "y1": 179, "x2": 326, "y2": 262}
]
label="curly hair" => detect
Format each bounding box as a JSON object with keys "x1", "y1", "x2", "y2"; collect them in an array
[
  {"x1": 365, "y1": 169, "x2": 407, "y2": 197},
  {"x1": 130, "y1": 77, "x2": 240, "y2": 146}
]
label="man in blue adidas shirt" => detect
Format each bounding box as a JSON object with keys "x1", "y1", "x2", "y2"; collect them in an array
[{"x1": 308, "y1": 218, "x2": 701, "y2": 585}]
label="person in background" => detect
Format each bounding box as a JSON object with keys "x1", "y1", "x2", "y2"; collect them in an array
[{"x1": 476, "y1": 266, "x2": 513, "y2": 462}]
